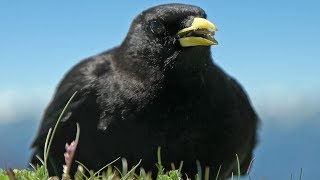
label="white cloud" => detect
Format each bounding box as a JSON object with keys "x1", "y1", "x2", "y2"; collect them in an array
[
  {"x1": 0, "y1": 89, "x2": 51, "y2": 124},
  {"x1": 251, "y1": 84, "x2": 320, "y2": 127}
]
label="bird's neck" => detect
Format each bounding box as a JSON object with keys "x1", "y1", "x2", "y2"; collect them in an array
[
  {"x1": 112, "y1": 47, "x2": 166, "y2": 84},
  {"x1": 176, "y1": 46, "x2": 212, "y2": 70},
  {"x1": 112, "y1": 46, "x2": 213, "y2": 87},
  {"x1": 165, "y1": 47, "x2": 213, "y2": 83}
]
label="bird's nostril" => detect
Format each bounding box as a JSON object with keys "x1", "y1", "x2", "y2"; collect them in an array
[{"x1": 182, "y1": 16, "x2": 195, "y2": 28}]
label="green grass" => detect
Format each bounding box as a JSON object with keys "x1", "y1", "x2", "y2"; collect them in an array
[
  {"x1": 0, "y1": 92, "x2": 304, "y2": 179},
  {"x1": 0, "y1": 160, "x2": 305, "y2": 180}
]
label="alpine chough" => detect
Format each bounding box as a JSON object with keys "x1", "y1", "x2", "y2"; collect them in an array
[{"x1": 31, "y1": 3, "x2": 259, "y2": 179}]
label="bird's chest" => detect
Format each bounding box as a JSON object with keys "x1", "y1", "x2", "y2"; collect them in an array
[{"x1": 141, "y1": 83, "x2": 216, "y2": 133}]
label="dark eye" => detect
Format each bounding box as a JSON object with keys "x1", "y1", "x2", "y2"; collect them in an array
[{"x1": 150, "y1": 20, "x2": 166, "y2": 35}]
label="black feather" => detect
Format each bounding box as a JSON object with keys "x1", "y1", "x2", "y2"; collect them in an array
[{"x1": 31, "y1": 4, "x2": 259, "y2": 179}]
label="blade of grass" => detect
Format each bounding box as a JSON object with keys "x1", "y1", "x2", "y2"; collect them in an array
[
  {"x1": 299, "y1": 168, "x2": 303, "y2": 180},
  {"x1": 89, "y1": 157, "x2": 121, "y2": 179},
  {"x1": 246, "y1": 158, "x2": 255, "y2": 175},
  {"x1": 157, "y1": 147, "x2": 162, "y2": 168},
  {"x1": 236, "y1": 154, "x2": 240, "y2": 180},
  {"x1": 43, "y1": 128, "x2": 52, "y2": 169},
  {"x1": 106, "y1": 165, "x2": 113, "y2": 178},
  {"x1": 215, "y1": 165, "x2": 222, "y2": 180},
  {"x1": 75, "y1": 161, "x2": 91, "y2": 175},
  {"x1": 75, "y1": 165, "x2": 89, "y2": 180},
  {"x1": 157, "y1": 147, "x2": 164, "y2": 176},
  {"x1": 35, "y1": 155, "x2": 45, "y2": 166},
  {"x1": 196, "y1": 160, "x2": 202, "y2": 180},
  {"x1": 114, "y1": 166, "x2": 123, "y2": 177},
  {"x1": 29, "y1": 163, "x2": 36, "y2": 170},
  {"x1": 178, "y1": 161, "x2": 184, "y2": 173},
  {"x1": 204, "y1": 167, "x2": 210, "y2": 180},
  {"x1": 171, "y1": 163, "x2": 176, "y2": 170},
  {"x1": 44, "y1": 91, "x2": 78, "y2": 171},
  {"x1": 121, "y1": 158, "x2": 128, "y2": 176},
  {"x1": 121, "y1": 159, "x2": 142, "y2": 180}
]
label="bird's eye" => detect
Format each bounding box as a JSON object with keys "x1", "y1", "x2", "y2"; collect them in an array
[{"x1": 150, "y1": 20, "x2": 166, "y2": 35}]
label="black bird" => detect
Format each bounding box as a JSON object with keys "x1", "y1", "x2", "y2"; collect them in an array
[{"x1": 31, "y1": 3, "x2": 259, "y2": 179}]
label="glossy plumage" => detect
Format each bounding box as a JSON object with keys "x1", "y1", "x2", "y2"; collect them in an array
[{"x1": 31, "y1": 4, "x2": 259, "y2": 179}]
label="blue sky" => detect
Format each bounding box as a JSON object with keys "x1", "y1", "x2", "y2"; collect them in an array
[{"x1": 0, "y1": 0, "x2": 319, "y2": 179}]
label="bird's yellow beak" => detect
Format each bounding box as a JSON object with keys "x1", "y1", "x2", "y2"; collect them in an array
[{"x1": 177, "y1": 17, "x2": 218, "y2": 47}]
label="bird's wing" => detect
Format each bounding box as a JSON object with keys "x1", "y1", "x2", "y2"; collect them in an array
[
  {"x1": 31, "y1": 59, "x2": 99, "y2": 148},
  {"x1": 32, "y1": 86, "x2": 92, "y2": 146},
  {"x1": 228, "y1": 77, "x2": 259, "y2": 175},
  {"x1": 228, "y1": 76, "x2": 259, "y2": 123}
]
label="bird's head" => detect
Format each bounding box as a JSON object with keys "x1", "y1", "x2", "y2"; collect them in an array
[{"x1": 118, "y1": 4, "x2": 218, "y2": 75}]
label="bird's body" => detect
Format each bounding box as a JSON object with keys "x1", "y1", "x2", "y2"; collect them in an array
[{"x1": 31, "y1": 4, "x2": 258, "y2": 179}]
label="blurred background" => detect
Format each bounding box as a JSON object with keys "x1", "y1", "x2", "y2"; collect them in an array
[{"x1": 0, "y1": 0, "x2": 319, "y2": 179}]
